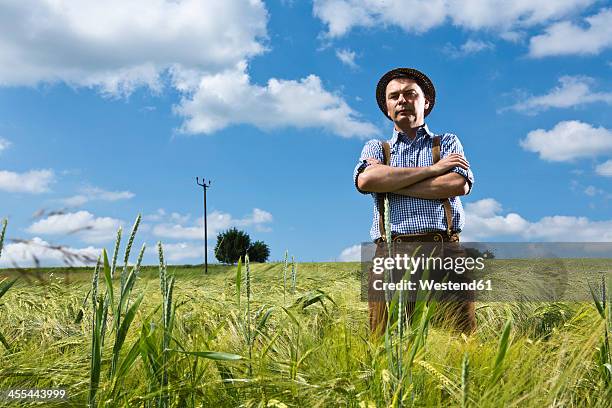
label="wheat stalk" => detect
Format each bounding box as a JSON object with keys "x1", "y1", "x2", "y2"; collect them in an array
[
  {"x1": 418, "y1": 360, "x2": 461, "y2": 402},
  {"x1": 461, "y1": 352, "x2": 470, "y2": 408},
  {"x1": 283, "y1": 250, "x2": 288, "y2": 303},
  {"x1": 291, "y1": 256, "x2": 297, "y2": 293},
  {"x1": 0, "y1": 218, "x2": 7, "y2": 260}
]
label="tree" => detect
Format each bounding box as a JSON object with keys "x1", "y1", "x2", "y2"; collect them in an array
[
  {"x1": 248, "y1": 241, "x2": 270, "y2": 263},
  {"x1": 215, "y1": 228, "x2": 251, "y2": 264}
]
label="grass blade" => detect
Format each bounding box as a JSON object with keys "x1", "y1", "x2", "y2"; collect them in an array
[
  {"x1": 110, "y1": 293, "x2": 144, "y2": 378},
  {"x1": 492, "y1": 317, "x2": 512, "y2": 383},
  {"x1": 0, "y1": 330, "x2": 11, "y2": 351},
  {"x1": 0, "y1": 278, "x2": 17, "y2": 300},
  {"x1": 168, "y1": 349, "x2": 243, "y2": 361},
  {"x1": 461, "y1": 352, "x2": 470, "y2": 408}
]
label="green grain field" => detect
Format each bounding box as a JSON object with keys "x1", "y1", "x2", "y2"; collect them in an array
[{"x1": 0, "y1": 218, "x2": 611, "y2": 407}]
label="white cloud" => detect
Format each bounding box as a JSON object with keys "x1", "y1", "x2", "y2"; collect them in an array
[
  {"x1": 335, "y1": 48, "x2": 358, "y2": 68},
  {"x1": 520, "y1": 120, "x2": 612, "y2": 162},
  {"x1": 0, "y1": 137, "x2": 10, "y2": 153},
  {"x1": 464, "y1": 198, "x2": 503, "y2": 218},
  {"x1": 313, "y1": 0, "x2": 594, "y2": 38},
  {"x1": 463, "y1": 198, "x2": 612, "y2": 241},
  {"x1": 0, "y1": 1, "x2": 380, "y2": 138},
  {"x1": 0, "y1": 0, "x2": 268, "y2": 96},
  {"x1": 27, "y1": 210, "x2": 123, "y2": 244},
  {"x1": 174, "y1": 62, "x2": 378, "y2": 138},
  {"x1": 0, "y1": 169, "x2": 55, "y2": 193},
  {"x1": 505, "y1": 76, "x2": 612, "y2": 113},
  {"x1": 584, "y1": 185, "x2": 602, "y2": 196},
  {"x1": 448, "y1": 0, "x2": 594, "y2": 30},
  {"x1": 157, "y1": 242, "x2": 203, "y2": 262},
  {"x1": 443, "y1": 39, "x2": 495, "y2": 58},
  {"x1": 313, "y1": 0, "x2": 447, "y2": 37},
  {"x1": 529, "y1": 8, "x2": 612, "y2": 57},
  {"x1": 0, "y1": 237, "x2": 100, "y2": 268},
  {"x1": 59, "y1": 186, "x2": 135, "y2": 207},
  {"x1": 152, "y1": 208, "x2": 273, "y2": 240},
  {"x1": 152, "y1": 223, "x2": 201, "y2": 241},
  {"x1": 526, "y1": 216, "x2": 612, "y2": 241},
  {"x1": 463, "y1": 199, "x2": 530, "y2": 241},
  {"x1": 338, "y1": 244, "x2": 361, "y2": 261},
  {"x1": 595, "y1": 160, "x2": 612, "y2": 177},
  {"x1": 144, "y1": 208, "x2": 167, "y2": 222}
]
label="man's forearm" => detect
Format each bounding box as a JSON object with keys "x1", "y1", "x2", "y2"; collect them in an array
[
  {"x1": 393, "y1": 172, "x2": 469, "y2": 199},
  {"x1": 358, "y1": 165, "x2": 438, "y2": 193}
]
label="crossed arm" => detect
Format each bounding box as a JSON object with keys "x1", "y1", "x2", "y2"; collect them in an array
[{"x1": 357, "y1": 153, "x2": 470, "y2": 199}]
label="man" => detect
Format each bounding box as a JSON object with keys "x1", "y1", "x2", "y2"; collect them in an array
[{"x1": 354, "y1": 68, "x2": 475, "y2": 334}]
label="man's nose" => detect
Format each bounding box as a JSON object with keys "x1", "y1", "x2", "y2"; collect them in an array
[{"x1": 397, "y1": 93, "x2": 407, "y2": 104}]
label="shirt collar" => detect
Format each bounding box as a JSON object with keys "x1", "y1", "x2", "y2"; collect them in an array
[{"x1": 390, "y1": 123, "x2": 434, "y2": 145}]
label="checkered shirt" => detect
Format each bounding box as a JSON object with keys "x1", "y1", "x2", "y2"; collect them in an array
[{"x1": 353, "y1": 124, "x2": 474, "y2": 241}]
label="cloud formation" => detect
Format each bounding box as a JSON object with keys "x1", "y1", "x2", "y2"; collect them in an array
[
  {"x1": 505, "y1": 76, "x2": 612, "y2": 114},
  {"x1": 27, "y1": 210, "x2": 123, "y2": 243},
  {"x1": 313, "y1": 0, "x2": 594, "y2": 38},
  {"x1": 0, "y1": 237, "x2": 100, "y2": 268},
  {"x1": 152, "y1": 208, "x2": 274, "y2": 240},
  {"x1": 463, "y1": 198, "x2": 612, "y2": 241},
  {"x1": 59, "y1": 186, "x2": 135, "y2": 207},
  {"x1": 174, "y1": 62, "x2": 378, "y2": 138},
  {"x1": 156, "y1": 242, "x2": 204, "y2": 263},
  {"x1": 443, "y1": 39, "x2": 495, "y2": 58},
  {"x1": 0, "y1": 0, "x2": 268, "y2": 95},
  {"x1": 335, "y1": 49, "x2": 358, "y2": 68},
  {"x1": 0, "y1": 137, "x2": 10, "y2": 153},
  {"x1": 520, "y1": 120, "x2": 612, "y2": 162},
  {"x1": 595, "y1": 160, "x2": 612, "y2": 177},
  {"x1": 338, "y1": 244, "x2": 361, "y2": 262},
  {"x1": 0, "y1": 169, "x2": 55, "y2": 193},
  {"x1": 0, "y1": 1, "x2": 374, "y2": 138},
  {"x1": 529, "y1": 8, "x2": 612, "y2": 57}
]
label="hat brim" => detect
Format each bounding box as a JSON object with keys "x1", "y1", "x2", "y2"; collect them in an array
[{"x1": 376, "y1": 68, "x2": 436, "y2": 119}]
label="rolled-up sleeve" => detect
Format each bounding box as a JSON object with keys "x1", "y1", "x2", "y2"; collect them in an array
[
  {"x1": 441, "y1": 133, "x2": 474, "y2": 194},
  {"x1": 353, "y1": 139, "x2": 384, "y2": 195}
]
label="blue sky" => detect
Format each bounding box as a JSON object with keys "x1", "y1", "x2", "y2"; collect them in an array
[{"x1": 1, "y1": 0, "x2": 611, "y2": 267}]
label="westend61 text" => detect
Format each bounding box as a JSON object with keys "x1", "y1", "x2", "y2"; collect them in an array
[
  {"x1": 372, "y1": 254, "x2": 486, "y2": 275},
  {"x1": 372, "y1": 279, "x2": 493, "y2": 292}
]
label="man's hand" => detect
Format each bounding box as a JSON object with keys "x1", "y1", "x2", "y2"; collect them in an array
[
  {"x1": 363, "y1": 157, "x2": 382, "y2": 168},
  {"x1": 431, "y1": 153, "x2": 469, "y2": 176}
]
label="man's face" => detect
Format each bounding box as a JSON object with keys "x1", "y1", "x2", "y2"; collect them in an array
[{"x1": 385, "y1": 78, "x2": 429, "y2": 129}]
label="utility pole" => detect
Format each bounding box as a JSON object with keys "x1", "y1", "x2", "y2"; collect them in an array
[{"x1": 196, "y1": 177, "x2": 211, "y2": 274}]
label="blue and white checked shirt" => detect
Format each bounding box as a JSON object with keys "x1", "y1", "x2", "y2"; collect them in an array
[{"x1": 354, "y1": 124, "x2": 474, "y2": 241}]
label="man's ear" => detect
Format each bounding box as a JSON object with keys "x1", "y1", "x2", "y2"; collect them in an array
[{"x1": 424, "y1": 98, "x2": 430, "y2": 111}]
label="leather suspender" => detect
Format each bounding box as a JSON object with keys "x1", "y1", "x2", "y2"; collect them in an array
[
  {"x1": 377, "y1": 142, "x2": 391, "y2": 240},
  {"x1": 432, "y1": 136, "x2": 454, "y2": 237}
]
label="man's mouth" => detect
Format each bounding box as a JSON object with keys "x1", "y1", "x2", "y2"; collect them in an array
[{"x1": 396, "y1": 109, "x2": 413, "y2": 115}]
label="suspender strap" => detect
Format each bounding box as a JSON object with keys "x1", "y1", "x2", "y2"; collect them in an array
[
  {"x1": 432, "y1": 136, "x2": 454, "y2": 237},
  {"x1": 377, "y1": 141, "x2": 391, "y2": 241}
]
